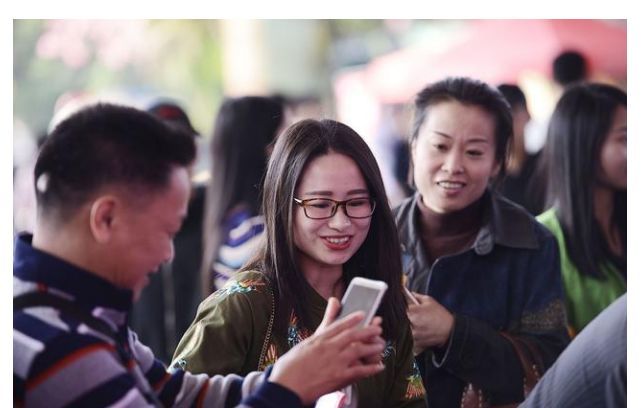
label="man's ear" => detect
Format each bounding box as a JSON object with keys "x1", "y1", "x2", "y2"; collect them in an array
[{"x1": 89, "y1": 196, "x2": 118, "y2": 243}]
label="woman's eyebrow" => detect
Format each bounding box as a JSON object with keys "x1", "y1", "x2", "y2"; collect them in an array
[
  {"x1": 302, "y1": 190, "x2": 333, "y2": 196},
  {"x1": 301, "y1": 189, "x2": 369, "y2": 196}
]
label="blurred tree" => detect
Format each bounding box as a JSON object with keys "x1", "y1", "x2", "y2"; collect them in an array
[
  {"x1": 14, "y1": 19, "x2": 455, "y2": 140},
  {"x1": 14, "y1": 20, "x2": 90, "y2": 134},
  {"x1": 13, "y1": 20, "x2": 224, "y2": 137}
]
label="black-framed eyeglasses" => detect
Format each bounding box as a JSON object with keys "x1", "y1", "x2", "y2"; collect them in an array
[{"x1": 293, "y1": 197, "x2": 376, "y2": 220}]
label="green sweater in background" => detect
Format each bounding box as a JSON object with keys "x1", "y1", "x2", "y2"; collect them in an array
[
  {"x1": 173, "y1": 270, "x2": 427, "y2": 408},
  {"x1": 538, "y1": 209, "x2": 626, "y2": 335}
]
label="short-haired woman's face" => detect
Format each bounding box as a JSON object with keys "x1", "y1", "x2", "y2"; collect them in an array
[
  {"x1": 412, "y1": 100, "x2": 499, "y2": 214},
  {"x1": 293, "y1": 152, "x2": 372, "y2": 274},
  {"x1": 597, "y1": 105, "x2": 627, "y2": 191}
]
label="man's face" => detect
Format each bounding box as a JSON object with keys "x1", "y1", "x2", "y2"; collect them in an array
[{"x1": 110, "y1": 166, "x2": 190, "y2": 300}]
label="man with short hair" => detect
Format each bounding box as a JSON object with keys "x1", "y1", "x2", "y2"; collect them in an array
[{"x1": 13, "y1": 103, "x2": 385, "y2": 407}]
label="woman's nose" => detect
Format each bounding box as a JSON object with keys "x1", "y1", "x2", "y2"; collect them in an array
[
  {"x1": 442, "y1": 151, "x2": 464, "y2": 174},
  {"x1": 327, "y1": 205, "x2": 352, "y2": 229}
]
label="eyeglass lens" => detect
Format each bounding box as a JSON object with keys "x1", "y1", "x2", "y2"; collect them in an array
[{"x1": 302, "y1": 198, "x2": 373, "y2": 219}]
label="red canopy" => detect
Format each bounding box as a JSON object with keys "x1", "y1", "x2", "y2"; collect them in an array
[{"x1": 366, "y1": 19, "x2": 626, "y2": 103}]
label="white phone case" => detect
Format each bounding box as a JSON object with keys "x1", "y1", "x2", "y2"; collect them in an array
[{"x1": 338, "y1": 277, "x2": 388, "y2": 326}]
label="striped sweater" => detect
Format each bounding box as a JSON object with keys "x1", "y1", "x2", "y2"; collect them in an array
[
  {"x1": 13, "y1": 234, "x2": 301, "y2": 408},
  {"x1": 212, "y1": 207, "x2": 264, "y2": 291}
]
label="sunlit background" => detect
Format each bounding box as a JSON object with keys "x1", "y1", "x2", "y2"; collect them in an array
[
  {"x1": 13, "y1": 19, "x2": 627, "y2": 229},
  {"x1": 7, "y1": 17, "x2": 638, "y2": 407}
]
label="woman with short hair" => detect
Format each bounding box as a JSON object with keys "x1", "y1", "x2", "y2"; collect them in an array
[{"x1": 396, "y1": 77, "x2": 569, "y2": 407}]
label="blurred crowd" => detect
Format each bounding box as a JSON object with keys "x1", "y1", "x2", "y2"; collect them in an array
[{"x1": 13, "y1": 48, "x2": 626, "y2": 408}]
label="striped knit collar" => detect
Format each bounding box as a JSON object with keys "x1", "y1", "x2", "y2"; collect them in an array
[{"x1": 14, "y1": 234, "x2": 133, "y2": 314}]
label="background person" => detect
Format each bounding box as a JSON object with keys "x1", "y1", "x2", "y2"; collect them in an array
[
  {"x1": 202, "y1": 95, "x2": 287, "y2": 294},
  {"x1": 520, "y1": 294, "x2": 626, "y2": 408},
  {"x1": 552, "y1": 50, "x2": 588, "y2": 89},
  {"x1": 538, "y1": 83, "x2": 626, "y2": 336},
  {"x1": 523, "y1": 49, "x2": 589, "y2": 159},
  {"x1": 395, "y1": 77, "x2": 569, "y2": 407},
  {"x1": 497, "y1": 84, "x2": 545, "y2": 215}
]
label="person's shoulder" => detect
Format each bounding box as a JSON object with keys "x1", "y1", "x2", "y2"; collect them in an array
[
  {"x1": 392, "y1": 194, "x2": 417, "y2": 238},
  {"x1": 193, "y1": 270, "x2": 273, "y2": 328},
  {"x1": 529, "y1": 213, "x2": 559, "y2": 244},
  {"x1": 492, "y1": 194, "x2": 555, "y2": 248},
  {"x1": 536, "y1": 208, "x2": 559, "y2": 232},
  {"x1": 224, "y1": 210, "x2": 265, "y2": 247},
  {"x1": 14, "y1": 311, "x2": 117, "y2": 384},
  {"x1": 392, "y1": 194, "x2": 415, "y2": 216},
  {"x1": 494, "y1": 192, "x2": 534, "y2": 221},
  {"x1": 206, "y1": 270, "x2": 272, "y2": 304},
  {"x1": 224, "y1": 205, "x2": 263, "y2": 230},
  {"x1": 230, "y1": 269, "x2": 272, "y2": 290}
]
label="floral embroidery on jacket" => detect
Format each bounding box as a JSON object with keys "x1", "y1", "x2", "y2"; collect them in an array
[
  {"x1": 214, "y1": 278, "x2": 266, "y2": 297},
  {"x1": 405, "y1": 359, "x2": 426, "y2": 399},
  {"x1": 260, "y1": 311, "x2": 314, "y2": 370},
  {"x1": 287, "y1": 311, "x2": 312, "y2": 348}
]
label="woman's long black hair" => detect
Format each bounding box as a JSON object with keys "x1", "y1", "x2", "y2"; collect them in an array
[
  {"x1": 245, "y1": 119, "x2": 408, "y2": 340},
  {"x1": 201, "y1": 96, "x2": 285, "y2": 296},
  {"x1": 543, "y1": 82, "x2": 626, "y2": 279}
]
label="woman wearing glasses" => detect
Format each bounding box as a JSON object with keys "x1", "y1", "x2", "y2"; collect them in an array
[
  {"x1": 173, "y1": 119, "x2": 426, "y2": 407},
  {"x1": 395, "y1": 77, "x2": 569, "y2": 407}
]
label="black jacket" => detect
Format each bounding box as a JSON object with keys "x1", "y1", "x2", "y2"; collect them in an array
[{"x1": 394, "y1": 191, "x2": 570, "y2": 407}]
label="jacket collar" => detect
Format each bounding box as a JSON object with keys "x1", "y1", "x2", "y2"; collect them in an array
[
  {"x1": 13, "y1": 233, "x2": 134, "y2": 313},
  {"x1": 398, "y1": 189, "x2": 539, "y2": 256}
]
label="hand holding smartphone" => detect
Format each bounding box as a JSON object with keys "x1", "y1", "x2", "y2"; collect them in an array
[{"x1": 337, "y1": 277, "x2": 388, "y2": 327}]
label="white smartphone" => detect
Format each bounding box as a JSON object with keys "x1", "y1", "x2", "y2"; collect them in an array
[{"x1": 337, "y1": 277, "x2": 388, "y2": 327}]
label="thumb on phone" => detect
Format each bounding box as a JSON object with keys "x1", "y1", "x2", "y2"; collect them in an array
[{"x1": 316, "y1": 297, "x2": 341, "y2": 334}]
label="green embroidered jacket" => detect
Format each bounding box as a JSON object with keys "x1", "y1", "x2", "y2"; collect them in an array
[{"x1": 173, "y1": 270, "x2": 426, "y2": 407}]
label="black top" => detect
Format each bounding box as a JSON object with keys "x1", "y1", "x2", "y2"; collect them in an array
[{"x1": 499, "y1": 152, "x2": 546, "y2": 216}]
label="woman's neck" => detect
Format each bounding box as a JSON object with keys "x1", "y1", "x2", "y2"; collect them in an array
[
  {"x1": 418, "y1": 195, "x2": 484, "y2": 236},
  {"x1": 299, "y1": 256, "x2": 345, "y2": 300},
  {"x1": 417, "y1": 195, "x2": 484, "y2": 262}
]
